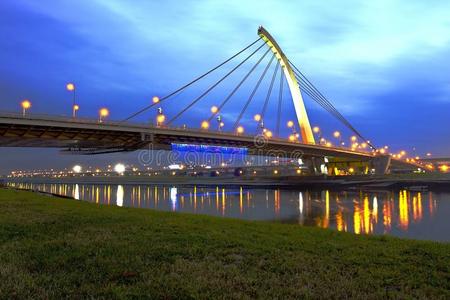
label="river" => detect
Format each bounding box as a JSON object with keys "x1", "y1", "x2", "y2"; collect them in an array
[{"x1": 7, "y1": 182, "x2": 450, "y2": 242}]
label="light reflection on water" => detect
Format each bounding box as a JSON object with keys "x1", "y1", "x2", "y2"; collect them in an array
[{"x1": 7, "y1": 182, "x2": 450, "y2": 242}]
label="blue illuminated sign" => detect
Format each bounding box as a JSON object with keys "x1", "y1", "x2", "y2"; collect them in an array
[{"x1": 171, "y1": 143, "x2": 248, "y2": 155}]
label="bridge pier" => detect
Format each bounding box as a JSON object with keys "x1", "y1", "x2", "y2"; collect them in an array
[
  {"x1": 371, "y1": 155, "x2": 391, "y2": 175},
  {"x1": 305, "y1": 157, "x2": 327, "y2": 175}
]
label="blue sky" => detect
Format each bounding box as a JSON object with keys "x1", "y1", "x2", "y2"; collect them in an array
[{"x1": 0, "y1": 0, "x2": 450, "y2": 172}]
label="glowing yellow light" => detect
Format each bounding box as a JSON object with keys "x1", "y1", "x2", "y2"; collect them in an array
[
  {"x1": 201, "y1": 120, "x2": 210, "y2": 130},
  {"x1": 273, "y1": 170, "x2": 278, "y2": 174},
  {"x1": 400, "y1": 150, "x2": 406, "y2": 156},
  {"x1": 73, "y1": 104, "x2": 79, "y2": 111},
  {"x1": 99, "y1": 108, "x2": 109, "y2": 117},
  {"x1": 219, "y1": 121, "x2": 225, "y2": 127},
  {"x1": 313, "y1": 126, "x2": 320, "y2": 133},
  {"x1": 72, "y1": 165, "x2": 82, "y2": 173},
  {"x1": 265, "y1": 130, "x2": 273, "y2": 138},
  {"x1": 236, "y1": 125, "x2": 244, "y2": 134},
  {"x1": 379, "y1": 148, "x2": 386, "y2": 154},
  {"x1": 114, "y1": 163, "x2": 126, "y2": 174},
  {"x1": 296, "y1": 169, "x2": 301, "y2": 174},
  {"x1": 66, "y1": 83, "x2": 75, "y2": 91},
  {"x1": 333, "y1": 131, "x2": 340, "y2": 138},
  {"x1": 349, "y1": 167, "x2": 354, "y2": 173},
  {"x1": 210, "y1": 106, "x2": 218, "y2": 114},
  {"x1": 288, "y1": 134, "x2": 296, "y2": 142},
  {"x1": 351, "y1": 136, "x2": 357, "y2": 142},
  {"x1": 361, "y1": 142, "x2": 367, "y2": 149},
  {"x1": 156, "y1": 114, "x2": 165, "y2": 124},
  {"x1": 287, "y1": 120, "x2": 294, "y2": 128},
  {"x1": 21, "y1": 100, "x2": 31, "y2": 109},
  {"x1": 440, "y1": 165, "x2": 449, "y2": 172},
  {"x1": 326, "y1": 142, "x2": 332, "y2": 147},
  {"x1": 152, "y1": 96, "x2": 160, "y2": 104},
  {"x1": 253, "y1": 114, "x2": 261, "y2": 122},
  {"x1": 415, "y1": 156, "x2": 420, "y2": 160}
]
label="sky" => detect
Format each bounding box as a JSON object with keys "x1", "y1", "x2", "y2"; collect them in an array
[{"x1": 0, "y1": 0, "x2": 450, "y2": 173}]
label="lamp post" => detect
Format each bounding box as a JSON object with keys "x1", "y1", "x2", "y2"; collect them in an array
[
  {"x1": 201, "y1": 120, "x2": 209, "y2": 130},
  {"x1": 73, "y1": 104, "x2": 79, "y2": 118},
  {"x1": 254, "y1": 114, "x2": 263, "y2": 134},
  {"x1": 66, "y1": 83, "x2": 77, "y2": 118},
  {"x1": 333, "y1": 131, "x2": 344, "y2": 147},
  {"x1": 287, "y1": 120, "x2": 297, "y2": 141},
  {"x1": 99, "y1": 107, "x2": 109, "y2": 122},
  {"x1": 156, "y1": 107, "x2": 165, "y2": 127},
  {"x1": 313, "y1": 126, "x2": 323, "y2": 144},
  {"x1": 216, "y1": 115, "x2": 224, "y2": 131},
  {"x1": 21, "y1": 100, "x2": 31, "y2": 116}
]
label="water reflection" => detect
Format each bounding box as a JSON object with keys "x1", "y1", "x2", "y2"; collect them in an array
[
  {"x1": 6, "y1": 182, "x2": 448, "y2": 241},
  {"x1": 116, "y1": 185, "x2": 124, "y2": 207}
]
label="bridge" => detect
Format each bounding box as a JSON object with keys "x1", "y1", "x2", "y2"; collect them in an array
[{"x1": 0, "y1": 26, "x2": 427, "y2": 175}]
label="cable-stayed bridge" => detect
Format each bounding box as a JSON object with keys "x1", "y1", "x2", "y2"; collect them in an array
[{"x1": 0, "y1": 27, "x2": 424, "y2": 175}]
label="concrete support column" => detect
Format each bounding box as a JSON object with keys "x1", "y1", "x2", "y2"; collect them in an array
[
  {"x1": 371, "y1": 155, "x2": 391, "y2": 175},
  {"x1": 305, "y1": 157, "x2": 327, "y2": 175}
]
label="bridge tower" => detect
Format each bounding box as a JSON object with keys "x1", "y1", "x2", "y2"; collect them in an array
[{"x1": 258, "y1": 26, "x2": 315, "y2": 144}]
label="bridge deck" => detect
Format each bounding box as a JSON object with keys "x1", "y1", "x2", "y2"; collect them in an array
[
  {"x1": 0, "y1": 112, "x2": 375, "y2": 158},
  {"x1": 0, "y1": 112, "x2": 422, "y2": 171}
]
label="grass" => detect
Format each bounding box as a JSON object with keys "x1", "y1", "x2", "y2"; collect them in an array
[{"x1": 0, "y1": 188, "x2": 449, "y2": 299}]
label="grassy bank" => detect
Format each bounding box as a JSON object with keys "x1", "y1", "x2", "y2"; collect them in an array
[{"x1": 0, "y1": 189, "x2": 448, "y2": 298}]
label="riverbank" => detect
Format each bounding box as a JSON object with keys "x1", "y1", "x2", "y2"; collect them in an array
[
  {"x1": 0, "y1": 188, "x2": 449, "y2": 298},
  {"x1": 4, "y1": 172, "x2": 450, "y2": 190}
]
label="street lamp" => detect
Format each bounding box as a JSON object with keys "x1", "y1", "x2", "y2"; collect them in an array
[
  {"x1": 72, "y1": 165, "x2": 82, "y2": 173},
  {"x1": 21, "y1": 100, "x2": 31, "y2": 116},
  {"x1": 156, "y1": 107, "x2": 165, "y2": 126},
  {"x1": 201, "y1": 120, "x2": 209, "y2": 130},
  {"x1": 254, "y1": 114, "x2": 261, "y2": 122},
  {"x1": 216, "y1": 115, "x2": 223, "y2": 131},
  {"x1": 73, "y1": 104, "x2": 80, "y2": 118},
  {"x1": 236, "y1": 125, "x2": 244, "y2": 135},
  {"x1": 114, "y1": 163, "x2": 126, "y2": 175},
  {"x1": 333, "y1": 131, "x2": 344, "y2": 147},
  {"x1": 312, "y1": 126, "x2": 323, "y2": 145},
  {"x1": 152, "y1": 96, "x2": 160, "y2": 104},
  {"x1": 156, "y1": 114, "x2": 165, "y2": 126},
  {"x1": 211, "y1": 106, "x2": 218, "y2": 114},
  {"x1": 66, "y1": 83, "x2": 77, "y2": 117},
  {"x1": 99, "y1": 108, "x2": 109, "y2": 122}
]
